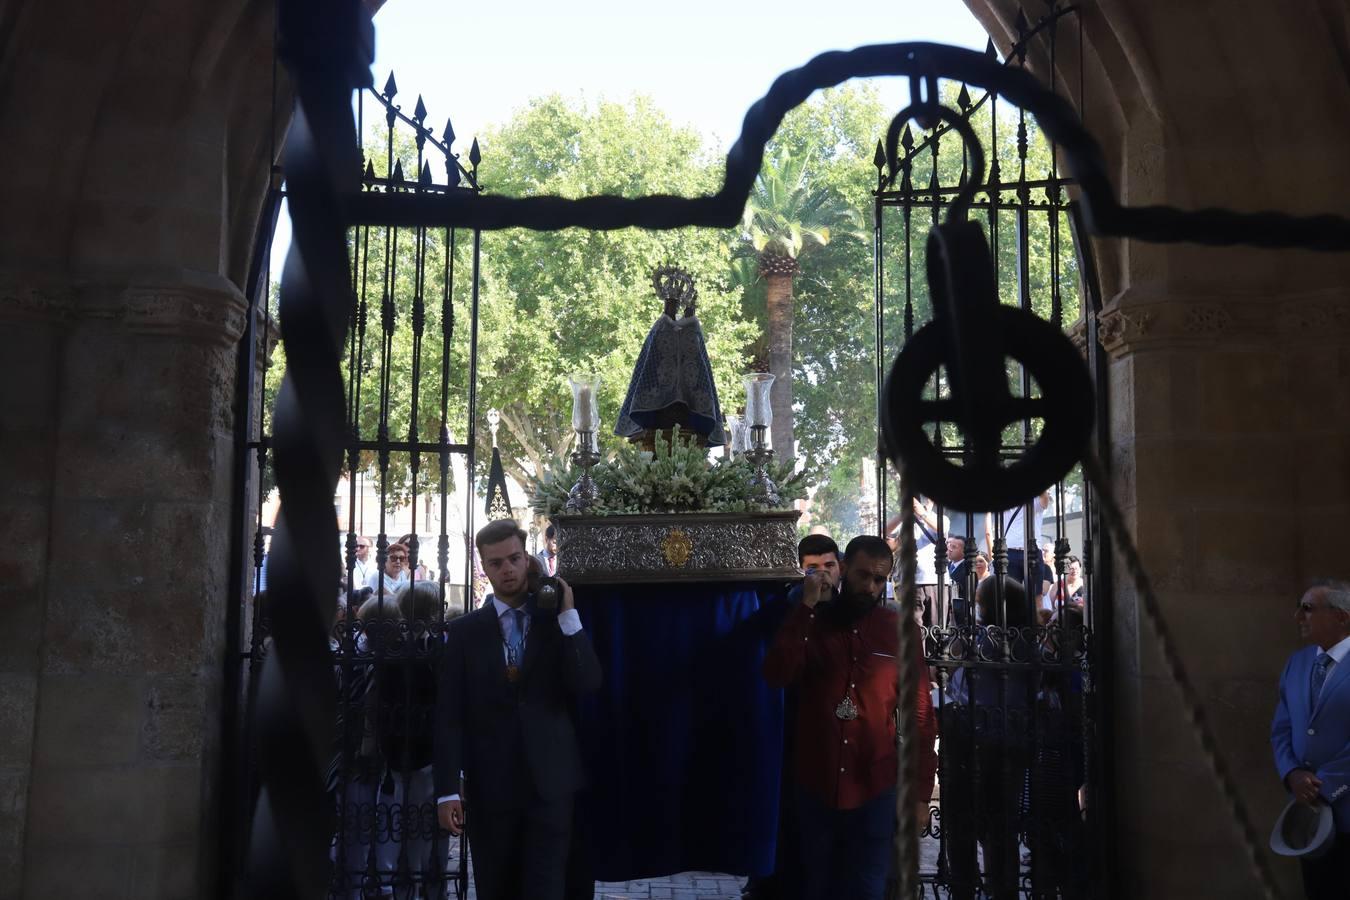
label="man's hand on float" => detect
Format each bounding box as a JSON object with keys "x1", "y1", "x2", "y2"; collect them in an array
[
  {"x1": 802, "y1": 570, "x2": 827, "y2": 608},
  {"x1": 438, "y1": 798, "x2": 465, "y2": 835},
  {"x1": 1286, "y1": 768, "x2": 1323, "y2": 806},
  {"x1": 557, "y1": 576, "x2": 575, "y2": 612}
]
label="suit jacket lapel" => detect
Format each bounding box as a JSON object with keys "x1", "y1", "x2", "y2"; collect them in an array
[
  {"x1": 1312, "y1": 654, "x2": 1350, "y2": 721},
  {"x1": 471, "y1": 604, "x2": 512, "y2": 688},
  {"x1": 518, "y1": 605, "x2": 551, "y2": 683}
]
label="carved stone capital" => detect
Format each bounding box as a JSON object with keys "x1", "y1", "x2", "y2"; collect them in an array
[
  {"x1": 80, "y1": 276, "x2": 250, "y2": 347},
  {"x1": 1094, "y1": 288, "x2": 1350, "y2": 358},
  {"x1": 1066, "y1": 317, "x2": 1090, "y2": 358},
  {"x1": 1096, "y1": 306, "x2": 1154, "y2": 356},
  {"x1": 0, "y1": 276, "x2": 76, "y2": 326},
  {"x1": 0, "y1": 268, "x2": 251, "y2": 347},
  {"x1": 1275, "y1": 290, "x2": 1350, "y2": 336}
]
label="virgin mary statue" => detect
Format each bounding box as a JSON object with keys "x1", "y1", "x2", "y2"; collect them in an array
[{"x1": 614, "y1": 266, "x2": 726, "y2": 448}]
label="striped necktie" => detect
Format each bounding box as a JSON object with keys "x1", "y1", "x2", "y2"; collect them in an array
[{"x1": 1311, "y1": 653, "x2": 1332, "y2": 702}]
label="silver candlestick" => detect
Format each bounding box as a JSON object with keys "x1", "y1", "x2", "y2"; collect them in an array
[
  {"x1": 565, "y1": 429, "x2": 601, "y2": 512},
  {"x1": 745, "y1": 424, "x2": 781, "y2": 506},
  {"x1": 742, "y1": 372, "x2": 779, "y2": 506}
]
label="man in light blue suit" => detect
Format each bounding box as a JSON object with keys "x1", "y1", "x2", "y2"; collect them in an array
[{"x1": 1271, "y1": 579, "x2": 1350, "y2": 899}]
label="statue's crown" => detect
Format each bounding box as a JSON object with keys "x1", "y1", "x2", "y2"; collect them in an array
[{"x1": 652, "y1": 265, "x2": 697, "y2": 305}]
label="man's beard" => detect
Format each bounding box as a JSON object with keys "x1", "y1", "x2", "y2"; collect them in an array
[{"x1": 826, "y1": 584, "x2": 879, "y2": 625}]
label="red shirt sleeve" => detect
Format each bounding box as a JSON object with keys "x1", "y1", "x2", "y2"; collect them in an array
[{"x1": 762, "y1": 602, "x2": 818, "y2": 688}]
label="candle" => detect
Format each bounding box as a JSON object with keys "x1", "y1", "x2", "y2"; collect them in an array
[
  {"x1": 577, "y1": 386, "x2": 595, "y2": 430},
  {"x1": 569, "y1": 375, "x2": 600, "y2": 432},
  {"x1": 742, "y1": 373, "x2": 775, "y2": 428}
]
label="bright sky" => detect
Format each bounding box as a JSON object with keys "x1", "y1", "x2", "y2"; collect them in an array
[{"x1": 270, "y1": 0, "x2": 989, "y2": 272}]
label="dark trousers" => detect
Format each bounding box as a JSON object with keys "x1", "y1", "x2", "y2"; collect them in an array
[
  {"x1": 1026, "y1": 709, "x2": 1086, "y2": 900},
  {"x1": 1302, "y1": 831, "x2": 1350, "y2": 900},
  {"x1": 940, "y1": 710, "x2": 1029, "y2": 900},
  {"x1": 795, "y1": 786, "x2": 896, "y2": 900},
  {"x1": 468, "y1": 793, "x2": 573, "y2": 900}
]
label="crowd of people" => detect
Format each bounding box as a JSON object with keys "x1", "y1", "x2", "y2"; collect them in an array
[
  {"x1": 881, "y1": 494, "x2": 1088, "y2": 631},
  {"x1": 247, "y1": 510, "x2": 1348, "y2": 900}
]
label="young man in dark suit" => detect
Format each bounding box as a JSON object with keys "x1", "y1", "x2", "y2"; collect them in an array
[{"x1": 434, "y1": 519, "x2": 602, "y2": 900}]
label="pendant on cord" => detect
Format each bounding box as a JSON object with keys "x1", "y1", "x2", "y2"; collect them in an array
[{"x1": 835, "y1": 696, "x2": 858, "y2": 721}]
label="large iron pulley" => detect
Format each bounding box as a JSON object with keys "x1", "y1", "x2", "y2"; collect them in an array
[{"x1": 879, "y1": 93, "x2": 1095, "y2": 511}]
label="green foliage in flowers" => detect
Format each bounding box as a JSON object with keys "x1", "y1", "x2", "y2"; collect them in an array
[{"x1": 530, "y1": 428, "x2": 807, "y2": 517}]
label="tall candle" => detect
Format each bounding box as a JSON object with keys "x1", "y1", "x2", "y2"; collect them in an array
[
  {"x1": 742, "y1": 373, "x2": 775, "y2": 428},
  {"x1": 577, "y1": 385, "x2": 595, "y2": 430},
  {"x1": 570, "y1": 375, "x2": 600, "y2": 432}
]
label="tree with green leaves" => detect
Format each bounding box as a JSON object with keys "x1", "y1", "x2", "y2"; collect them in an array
[
  {"x1": 736, "y1": 142, "x2": 866, "y2": 456},
  {"x1": 474, "y1": 95, "x2": 756, "y2": 497}
]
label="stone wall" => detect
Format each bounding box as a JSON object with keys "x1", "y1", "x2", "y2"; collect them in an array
[
  {"x1": 0, "y1": 273, "x2": 258, "y2": 898},
  {"x1": 0, "y1": 0, "x2": 280, "y2": 895}
]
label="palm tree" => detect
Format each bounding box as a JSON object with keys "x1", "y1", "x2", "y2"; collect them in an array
[{"x1": 737, "y1": 147, "x2": 864, "y2": 457}]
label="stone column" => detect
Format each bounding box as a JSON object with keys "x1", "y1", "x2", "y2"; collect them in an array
[
  {"x1": 1101, "y1": 283, "x2": 1350, "y2": 898},
  {"x1": 0, "y1": 268, "x2": 249, "y2": 899}
]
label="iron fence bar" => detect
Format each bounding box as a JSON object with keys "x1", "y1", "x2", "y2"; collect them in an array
[
  {"x1": 250, "y1": 438, "x2": 472, "y2": 455},
  {"x1": 1069, "y1": 197, "x2": 1115, "y2": 900},
  {"x1": 406, "y1": 211, "x2": 428, "y2": 579},
  {"x1": 878, "y1": 191, "x2": 1073, "y2": 210},
  {"x1": 438, "y1": 225, "x2": 456, "y2": 620},
  {"x1": 873, "y1": 194, "x2": 885, "y2": 536},
  {"x1": 363, "y1": 175, "x2": 477, "y2": 195},
  {"x1": 463, "y1": 229, "x2": 482, "y2": 612},
  {"x1": 364, "y1": 81, "x2": 479, "y2": 190}
]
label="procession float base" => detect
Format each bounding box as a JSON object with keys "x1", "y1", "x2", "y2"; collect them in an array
[
  {"x1": 555, "y1": 511, "x2": 802, "y2": 584},
  {"x1": 556, "y1": 512, "x2": 801, "y2": 880}
]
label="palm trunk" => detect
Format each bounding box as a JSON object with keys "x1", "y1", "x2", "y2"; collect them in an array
[{"x1": 765, "y1": 271, "x2": 795, "y2": 456}]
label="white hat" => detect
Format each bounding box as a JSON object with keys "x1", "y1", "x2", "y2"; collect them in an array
[{"x1": 1269, "y1": 799, "x2": 1335, "y2": 859}]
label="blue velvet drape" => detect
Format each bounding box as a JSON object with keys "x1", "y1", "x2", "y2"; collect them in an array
[{"x1": 571, "y1": 582, "x2": 791, "y2": 881}]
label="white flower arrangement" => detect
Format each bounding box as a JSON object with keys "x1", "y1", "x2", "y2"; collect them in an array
[{"x1": 530, "y1": 427, "x2": 807, "y2": 517}]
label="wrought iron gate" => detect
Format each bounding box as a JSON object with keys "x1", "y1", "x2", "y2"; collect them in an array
[
  {"x1": 872, "y1": 8, "x2": 1112, "y2": 898},
  {"x1": 225, "y1": 72, "x2": 485, "y2": 898},
  {"x1": 232, "y1": 1, "x2": 1350, "y2": 897}
]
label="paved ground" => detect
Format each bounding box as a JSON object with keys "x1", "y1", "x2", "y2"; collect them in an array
[
  {"x1": 593, "y1": 874, "x2": 747, "y2": 899},
  {"x1": 443, "y1": 834, "x2": 946, "y2": 899}
]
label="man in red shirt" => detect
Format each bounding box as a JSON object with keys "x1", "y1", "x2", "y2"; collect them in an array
[{"x1": 763, "y1": 534, "x2": 938, "y2": 900}]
